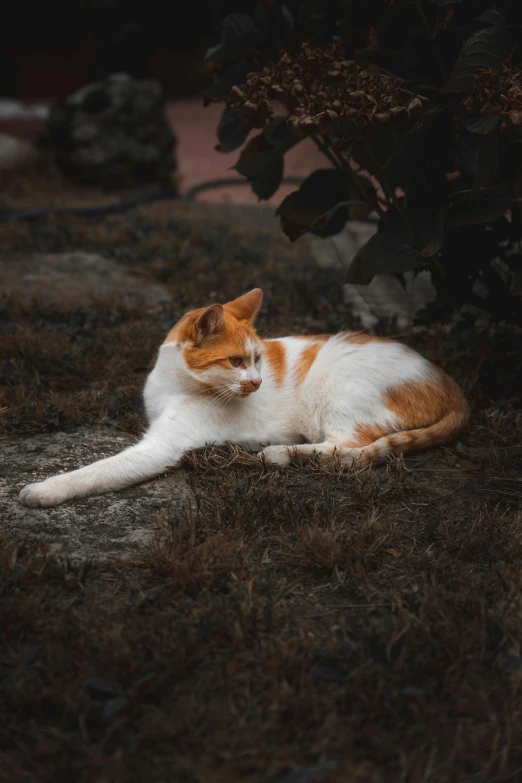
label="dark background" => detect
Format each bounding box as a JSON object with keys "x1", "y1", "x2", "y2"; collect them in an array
[{"x1": 0, "y1": 0, "x2": 249, "y2": 101}]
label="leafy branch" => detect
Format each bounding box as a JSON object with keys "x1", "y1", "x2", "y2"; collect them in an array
[{"x1": 204, "y1": 0, "x2": 522, "y2": 324}]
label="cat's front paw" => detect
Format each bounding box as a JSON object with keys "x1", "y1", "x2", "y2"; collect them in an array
[
  {"x1": 259, "y1": 445, "x2": 292, "y2": 467},
  {"x1": 19, "y1": 479, "x2": 68, "y2": 508}
]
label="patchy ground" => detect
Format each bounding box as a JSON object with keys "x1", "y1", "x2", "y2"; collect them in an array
[
  {"x1": 1, "y1": 194, "x2": 522, "y2": 782},
  {"x1": 1, "y1": 428, "x2": 193, "y2": 561}
]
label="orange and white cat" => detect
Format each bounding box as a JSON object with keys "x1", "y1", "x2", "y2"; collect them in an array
[{"x1": 19, "y1": 289, "x2": 469, "y2": 508}]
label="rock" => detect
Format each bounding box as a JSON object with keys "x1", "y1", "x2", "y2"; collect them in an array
[
  {"x1": 0, "y1": 133, "x2": 34, "y2": 170},
  {"x1": 0, "y1": 100, "x2": 49, "y2": 120},
  {"x1": 1, "y1": 251, "x2": 171, "y2": 310},
  {"x1": 343, "y1": 270, "x2": 437, "y2": 332},
  {"x1": 1, "y1": 428, "x2": 194, "y2": 562},
  {"x1": 38, "y1": 73, "x2": 177, "y2": 188},
  {"x1": 308, "y1": 219, "x2": 377, "y2": 271},
  {"x1": 308, "y1": 220, "x2": 437, "y2": 330}
]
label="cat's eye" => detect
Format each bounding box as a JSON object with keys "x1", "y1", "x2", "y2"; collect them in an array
[
  {"x1": 229, "y1": 356, "x2": 243, "y2": 367},
  {"x1": 255, "y1": 355, "x2": 261, "y2": 363}
]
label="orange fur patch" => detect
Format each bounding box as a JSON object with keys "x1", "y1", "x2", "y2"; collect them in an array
[
  {"x1": 295, "y1": 343, "x2": 321, "y2": 386},
  {"x1": 224, "y1": 289, "x2": 263, "y2": 323},
  {"x1": 342, "y1": 331, "x2": 390, "y2": 345},
  {"x1": 164, "y1": 309, "x2": 205, "y2": 345},
  {"x1": 262, "y1": 340, "x2": 286, "y2": 385},
  {"x1": 348, "y1": 421, "x2": 389, "y2": 447},
  {"x1": 346, "y1": 368, "x2": 469, "y2": 453},
  {"x1": 295, "y1": 334, "x2": 331, "y2": 342},
  {"x1": 383, "y1": 369, "x2": 468, "y2": 432},
  {"x1": 165, "y1": 308, "x2": 260, "y2": 374}
]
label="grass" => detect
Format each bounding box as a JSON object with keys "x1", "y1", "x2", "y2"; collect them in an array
[{"x1": 1, "y1": 195, "x2": 522, "y2": 782}]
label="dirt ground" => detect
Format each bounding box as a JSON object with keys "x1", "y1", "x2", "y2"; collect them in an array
[{"x1": 1, "y1": 187, "x2": 522, "y2": 783}]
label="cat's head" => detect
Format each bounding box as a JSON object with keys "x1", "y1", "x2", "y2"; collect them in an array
[{"x1": 165, "y1": 289, "x2": 264, "y2": 397}]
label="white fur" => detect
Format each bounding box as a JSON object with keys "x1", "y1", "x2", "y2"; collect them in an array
[{"x1": 19, "y1": 333, "x2": 436, "y2": 507}]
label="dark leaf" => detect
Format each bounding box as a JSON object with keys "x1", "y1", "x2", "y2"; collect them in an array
[
  {"x1": 264, "y1": 117, "x2": 293, "y2": 146},
  {"x1": 454, "y1": 144, "x2": 479, "y2": 183},
  {"x1": 235, "y1": 118, "x2": 298, "y2": 200},
  {"x1": 477, "y1": 8, "x2": 507, "y2": 27},
  {"x1": 351, "y1": 126, "x2": 405, "y2": 185},
  {"x1": 216, "y1": 105, "x2": 249, "y2": 153},
  {"x1": 419, "y1": 208, "x2": 445, "y2": 257},
  {"x1": 276, "y1": 169, "x2": 368, "y2": 242},
  {"x1": 347, "y1": 200, "x2": 445, "y2": 284},
  {"x1": 310, "y1": 205, "x2": 362, "y2": 240},
  {"x1": 326, "y1": 117, "x2": 359, "y2": 147},
  {"x1": 447, "y1": 185, "x2": 513, "y2": 226},
  {"x1": 386, "y1": 200, "x2": 445, "y2": 257},
  {"x1": 507, "y1": 254, "x2": 522, "y2": 294},
  {"x1": 350, "y1": 114, "x2": 441, "y2": 191},
  {"x1": 405, "y1": 176, "x2": 445, "y2": 213},
  {"x1": 253, "y1": 158, "x2": 284, "y2": 200},
  {"x1": 201, "y1": 62, "x2": 253, "y2": 104},
  {"x1": 461, "y1": 115, "x2": 500, "y2": 134},
  {"x1": 205, "y1": 13, "x2": 261, "y2": 64},
  {"x1": 346, "y1": 230, "x2": 421, "y2": 285},
  {"x1": 407, "y1": 107, "x2": 443, "y2": 139},
  {"x1": 474, "y1": 129, "x2": 499, "y2": 188},
  {"x1": 443, "y1": 20, "x2": 515, "y2": 94}
]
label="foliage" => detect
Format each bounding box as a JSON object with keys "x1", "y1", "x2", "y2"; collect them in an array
[{"x1": 204, "y1": 0, "x2": 522, "y2": 324}]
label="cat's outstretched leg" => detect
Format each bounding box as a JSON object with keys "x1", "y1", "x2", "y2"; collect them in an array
[
  {"x1": 19, "y1": 401, "x2": 238, "y2": 507},
  {"x1": 19, "y1": 434, "x2": 177, "y2": 508}
]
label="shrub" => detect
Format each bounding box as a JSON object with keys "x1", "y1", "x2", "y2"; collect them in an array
[{"x1": 204, "y1": 0, "x2": 522, "y2": 324}]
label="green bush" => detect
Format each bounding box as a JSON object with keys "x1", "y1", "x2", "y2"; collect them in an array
[{"x1": 204, "y1": 0, "x2": 522, "y2": 324}]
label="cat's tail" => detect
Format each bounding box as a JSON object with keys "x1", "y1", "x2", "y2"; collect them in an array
[{"x1": 344, "y1": 395, "x2": 470, "y2": 466}]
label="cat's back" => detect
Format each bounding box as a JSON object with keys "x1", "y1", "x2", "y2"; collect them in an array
[
  {"x1": 320, "y1": 332, "x2": 430, "y2": 384},
  {"x1": 262, "y1": 330, "x2": 468, "y2": 447},
  {"x1": 266, "y1": 332, "x2": 431, "y2": 392}
]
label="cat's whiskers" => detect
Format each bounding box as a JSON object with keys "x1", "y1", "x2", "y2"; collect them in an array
[{"x1": 203, "y1": 386, "x2": 240, "y2": 410}]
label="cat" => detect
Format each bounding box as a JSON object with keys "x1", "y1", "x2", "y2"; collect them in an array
[{"x1": 19, "y1": 288, "x2": 469, "y2": 508}]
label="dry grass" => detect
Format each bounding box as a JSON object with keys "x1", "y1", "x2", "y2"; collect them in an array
[{"x1": 1, "y1": 196, "x2": 522, "y2": 782}]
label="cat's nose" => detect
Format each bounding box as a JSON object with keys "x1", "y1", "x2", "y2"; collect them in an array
[{"x1": 250, "y1": 378, "x2": 262, "y2": 390}]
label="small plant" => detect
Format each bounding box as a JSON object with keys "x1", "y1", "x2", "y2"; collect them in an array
[{"x1": 204, "y1": 0, "x2": 522, "y2": 324}]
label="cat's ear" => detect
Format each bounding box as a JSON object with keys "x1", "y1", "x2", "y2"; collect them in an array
[
  {"x1": 225, "y1": 289, "x2": 263, "y2": 324},
  {"x1": 192, "y1": 304, "x2": 225, "y2": 343}
]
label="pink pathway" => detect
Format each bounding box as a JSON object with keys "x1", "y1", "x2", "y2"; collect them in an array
[{"x1": 168, "y1": 100, "x2": 329, "y2": 204}]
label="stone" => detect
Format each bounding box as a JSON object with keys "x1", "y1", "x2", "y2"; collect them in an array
[
  {"x1": 1, "y1": 428, "x2": 194, "y2": 562},
  {"x1": 1, "y1": 251, "x2": 171, "y2": 310},
  {"x1": 38, "y1": 73, "x2": 177, "y2": 188},
  {"x1": 308, "y1": 220, "x2": 437, "y2": 330},
  {"x1": 343, "y1": 270, "x2": 437, "y2": 332},
  {"x1": 0, "y1": 133, "x2": 34, "y2": 170},
  {"x1": 0, "y1": 99, "x2": 49, "y2": 120}
]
